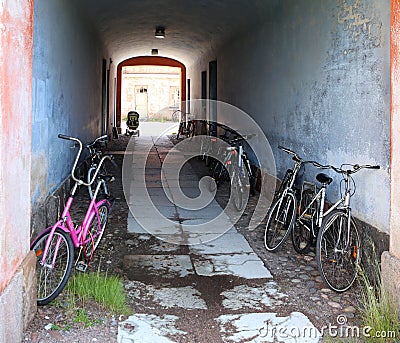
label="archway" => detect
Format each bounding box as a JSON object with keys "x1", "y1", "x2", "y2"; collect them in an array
[{"x1": 116, "y1": 56, "x2": 186, "y2": 132}]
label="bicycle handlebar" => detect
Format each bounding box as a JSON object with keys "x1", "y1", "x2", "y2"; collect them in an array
[
  {"x1": 309, "y1": 160, "x2": 331, "y2": 169},
  {"x1": 278, "y1": 146, "x2": 302, "y2": 162},
  {"x1": 87, "y1": 134, "x2": 108, "y2": 148},
  {"x1": 278, "y1": 146, "x2": 330, "y2": 169},
  {"x1": 58, "y1": 134, "x2": 113, "y2": 186},
  {"x1": 329, "y1": 164, "x2": 380, "y2": 175}
]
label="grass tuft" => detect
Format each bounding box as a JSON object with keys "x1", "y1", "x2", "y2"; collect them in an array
[
  {"x1": 358, "y1": 246, "x2": 399, "y2": 343},
  {"x1": 66, "y1": 269, "x2": 131, "y2": 316}
]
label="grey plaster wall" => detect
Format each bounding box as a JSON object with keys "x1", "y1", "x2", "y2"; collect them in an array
[
  {"x1": 31, "y1": 0, "x2": 108, "y2": 207},
  {"x1": 189, "y1": 0, "x2": 390, "y2": 232}
]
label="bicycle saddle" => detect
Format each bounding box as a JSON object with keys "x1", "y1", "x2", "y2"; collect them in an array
[{"x1": 316, "y1": 173, "x2": 333, "y2": 185}]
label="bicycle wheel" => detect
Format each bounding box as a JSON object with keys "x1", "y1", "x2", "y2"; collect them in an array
[
  {"x1": 172, "y1": 111, "x2": 179, "y2": 122},
  {"x1": 275, "y1": 169, "x2": 292, "y2": 198},
  {"x1": 83, "y1": 203, "x2": 109, "y2": 259},
  {"x1": 316, "y1": 210, "x2": 360, "y2": 292},
  {"x1": 292, "y1": 189, "x2": 315, "y2": 254},
  {"x1": 231, "y1": 166, "x2": 249, "y2": 211},
  {"x1": 187, "y1": 121, "x2": 195, "y2": 137},
  {"x1": 264, "y1": 191, "x2": 297, "y2": 252},
  {"x1": 31, "y1": 228, "x2": 74, "y2": 305},
  {"x1": 208, "y1": 162, "x2": 220, "y2": 192},
  {"x1": 87, "y1": 167, "x2": 97, "y2": 199},
  {"x1": 176, "y1": 122, "x2": 184, "y2": 140},
  {"x1": 231, "y1": 172, "x2": 244, "y2": 211}
]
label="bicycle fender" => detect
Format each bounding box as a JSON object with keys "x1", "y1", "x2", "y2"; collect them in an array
[
  {"x1": 30, "y1": 220, "x2": 67, "y2": 249},
  {"x1": 96, "y1": 199, "x2": 111, "y2": 210}
]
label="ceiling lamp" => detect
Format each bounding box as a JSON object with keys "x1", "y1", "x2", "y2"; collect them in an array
[
  {"x1": 155, "y1": 26, "x2": 165, "y2": 39},
  {"x1": 151, "y1": 49, "x2": 159, "y2": 55}
]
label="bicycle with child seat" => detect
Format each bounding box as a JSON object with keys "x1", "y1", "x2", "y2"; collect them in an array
[
  {"x1": 264, "y1": 146, "x2": 326, "y2": 252},
  {"x1": 313, "y1": 163, "x2": 380, "y2": 292},
  {"x1": 85, "y1": 134, "x2": 116, "y2": 199},
  {"x1": 30, "y1": 134, "x2": 113, "y2": 305}
]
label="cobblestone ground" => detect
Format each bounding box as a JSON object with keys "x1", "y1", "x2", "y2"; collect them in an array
[{"x1": 24, "y1": 133, "x2": 363, "y2": 343}]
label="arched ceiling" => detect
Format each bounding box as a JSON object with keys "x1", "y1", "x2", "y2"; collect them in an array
[{"x1": 77, "y1": 0, "x2": 270, "y2": 67}]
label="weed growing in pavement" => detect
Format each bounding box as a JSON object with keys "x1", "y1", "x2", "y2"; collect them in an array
[
  {"x1": 73, "y1": 308, "x2": 95, "y2": 328},
  {"x1": 66, "y1": 268, "x2": 131, "y2": 315},
  {"x1": 50, "y1": 324, "x2": 62, "y2": 331},
  {"x1": 358, "y1": 247, "x2": 399, "y2": 343}
]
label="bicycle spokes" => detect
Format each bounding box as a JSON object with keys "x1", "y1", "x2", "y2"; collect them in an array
[
  {"x1": 32, "y1": 229, "x2": 74, "y2": 305},
  {"x1": 317, "y1": 211, "x2": 360, "y2": 292}
]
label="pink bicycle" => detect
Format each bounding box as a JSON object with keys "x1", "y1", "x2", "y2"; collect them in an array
[{"x1": 31, "y1": 134, "x2": 113, "y2": 305}]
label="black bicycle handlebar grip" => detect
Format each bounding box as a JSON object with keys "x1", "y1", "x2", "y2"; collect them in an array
[
  {"x1": 278, "y1": 146, "x2": 295, "y2": 154},
  {"x1": 58, "y1": 134, "x2": 71, "y2": 140},
  {"x1": 370, "y1": 165, "x2": 380, "y2": 169}
]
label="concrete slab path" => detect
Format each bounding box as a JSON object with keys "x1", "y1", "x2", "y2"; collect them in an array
[{"x1": 117, "y1": 134, "x2": 322, "y2": 342}]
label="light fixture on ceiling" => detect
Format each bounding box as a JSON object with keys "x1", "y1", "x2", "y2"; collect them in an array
[
  {"x1": 151, "y1": 49, "x2": 159, "y2": 55},
  {"x1": 155, "y1": 26, "x2": 165, "y2": 39}
]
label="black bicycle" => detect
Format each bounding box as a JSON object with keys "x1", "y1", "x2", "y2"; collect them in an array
[{"x1": 264, "y1": 146, "x2": 325, "y2": 252}]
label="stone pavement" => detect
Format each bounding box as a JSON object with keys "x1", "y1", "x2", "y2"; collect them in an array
[{"x1": 109, "y1": 132, "x2": 360, "y2": 343}]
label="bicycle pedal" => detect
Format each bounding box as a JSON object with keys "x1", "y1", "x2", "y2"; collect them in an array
[{"x1": 75, "y1": 261, "x2": 88, "y2": 272}]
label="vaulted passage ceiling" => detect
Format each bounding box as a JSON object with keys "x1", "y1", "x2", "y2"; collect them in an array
[{"x1": 77, "y1": 0, "x2": 270, "y2": 66}]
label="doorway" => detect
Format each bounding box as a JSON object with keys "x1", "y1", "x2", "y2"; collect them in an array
[{"x1": 116, "y1": 56, "x2": 186, "y2": 134}]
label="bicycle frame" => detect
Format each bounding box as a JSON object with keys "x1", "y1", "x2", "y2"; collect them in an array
[
  {"x1": 297, "y1": 173, "x2": 353, "y2": 245},
  {"x1": 38, "y1": 179, "x2": 110, "y2": 268},
  {"x1": 279, "y1": 159, "x2": 303, "y2": 198}
]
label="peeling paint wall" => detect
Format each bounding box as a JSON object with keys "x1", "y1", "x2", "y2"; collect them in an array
[
  {"x1": 0, "y1": 0, "x2": 34, "y2": 340},
  {"x1": 31, "y1": 0, "x2": 108, "y2": 207},
  {"x1": 189, "y1": 0, "x2": 390, "y2": 232},
  {"x1": 391, "y1": 0, "x2": 400, "y2": 258},
  {"x1": 0, "y1": 0, "x2": 33, "y2": 292}
]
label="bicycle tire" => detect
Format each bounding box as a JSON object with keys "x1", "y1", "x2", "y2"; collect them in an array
[
  {"x1": 231, "y1": 171, "x2": 244, "y2": 211},
  {"x1": 231, "y1": 165, "x2": 249, "y2": 211},
  {"x1": 188, "y1": 121, "x2": 195, "y2": 137},
  {"x1": 83, "y1": 203, "x2": 110, "y2": 259},
  {"x1": 208, "y1": 161, "x2": 222, "y2": 192},
  {"x1": 176, "y1": 122, "x2": 184, "y2": 140},
  {"x1": 172, "y1": 111, "x2": 179, "y2": 122},
  {"x1": 316, "y1": 210, "x2": 360, "y2": 292},
  {"x1": 31, "y1": 228, "x2": 74, "y2": 305},
  {"x1": 264, "y1": 191, "x2": 297, "y2": 252},
  {"x1": 87, "y1": 167, "x2": 97, "y2": 199},
  {"x1": 292, "y1": 189, "x2": 315, "y2": 254},
  {"x1": 275, "y1": 169, "x2": 292, "y2": 199}
]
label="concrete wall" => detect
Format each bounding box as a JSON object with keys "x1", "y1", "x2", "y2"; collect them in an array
[
  {"x1": 0, "y1": 0, "x2": 35, "y2": 341},
  {"x1": 31, "y1": 0, "x2": 109, "y2": 209},
  {"x1": 189, "y1": 0, "x2": 390, "y2": 233}
]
